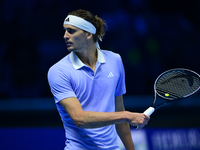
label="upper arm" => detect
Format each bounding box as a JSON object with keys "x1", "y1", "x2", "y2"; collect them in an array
[
  {"x1": 59, "y1": 97, "x2": 84, "y2": 121},
  {"x1": 115, "y1": 95, "x2": 125, "y2": 112}
]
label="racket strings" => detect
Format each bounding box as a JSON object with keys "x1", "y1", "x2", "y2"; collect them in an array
[
  {"x1": 156, "y1": 71, "x2": 200, "y2": 100},
  {"x1": 158, "y1": 78, "x2": 199, "y2": 95},
  {"x1": 157, "y1": 88, "x2": 183, "y2": 99}
]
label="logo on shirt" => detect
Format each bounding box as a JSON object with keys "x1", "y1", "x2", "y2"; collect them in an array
[{"x1": 107, "y1": 72, "x2": 114, "y2": 77}]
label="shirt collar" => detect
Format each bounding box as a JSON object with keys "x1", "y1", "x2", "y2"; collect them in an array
[{"x1": 70, "y1": 49, "x2": 106, "y2": 70}]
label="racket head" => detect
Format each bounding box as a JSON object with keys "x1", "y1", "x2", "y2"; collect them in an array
[{"x1": 154, "y1": 68, "x2": 200, "y2": 101}]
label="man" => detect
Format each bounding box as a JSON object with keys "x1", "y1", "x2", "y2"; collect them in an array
[{"x1": 48, "y1": 9, "x2": 150, "y2": 150}]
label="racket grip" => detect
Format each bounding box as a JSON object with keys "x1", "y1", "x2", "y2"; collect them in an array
[
  {"x1": 143, "y1": 107, "x2": 155, "y2": 116},
  {"x1": 132, "y1": 107, "x2": 155, "y2": 129}
]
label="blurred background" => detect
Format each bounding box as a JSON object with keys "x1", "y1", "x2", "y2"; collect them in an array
[{"x1": 1, "y1": 0, "x2": 200, "y2": 150}]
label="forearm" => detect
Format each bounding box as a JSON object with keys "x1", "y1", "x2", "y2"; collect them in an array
[
  {"x1": 73, "y1": 111, "x2": 129, "y2": 128},
  {"x1": 60, "y1": 97, "x2": 149, "y2": 129},
  {"x1": 116, "y1": 123, "x2": 135, "y2": 150}
]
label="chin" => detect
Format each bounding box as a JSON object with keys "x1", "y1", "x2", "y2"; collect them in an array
[{"x1": 67, "y1": 47, "x2": 74, "y2": 52}]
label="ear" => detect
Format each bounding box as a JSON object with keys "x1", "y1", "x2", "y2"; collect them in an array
[{"x1": 86, "y1": 32, "x2": 93, "y2": 40}]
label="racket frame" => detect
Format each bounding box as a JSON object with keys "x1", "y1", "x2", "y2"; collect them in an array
[
  {"x1": 153, "y1": 68, "x2": 200, "y2": 110},
  {"x1": 132, "y1": 68, "x2": 200, "y2": 129}
]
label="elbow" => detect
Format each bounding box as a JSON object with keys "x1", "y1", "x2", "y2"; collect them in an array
[
  {"x1": 73, "y1": 117, "x2": 86, "y2": 128},
  {"x1": 74, "y1": 121, "x2": 84, "y2": 128},
  {"x1": 73, "y1": 117, "x2": 96, "y2": 129}
]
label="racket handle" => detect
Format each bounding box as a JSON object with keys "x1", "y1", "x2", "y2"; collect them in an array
[
  {"x1": 132, "y1": 107, "x2": 155, "y2": 129},
  {"x1": 143, "y1": 107, "x2": 155, "y2": 116}
]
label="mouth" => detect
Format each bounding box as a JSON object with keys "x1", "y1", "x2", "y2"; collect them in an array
[{"x1": 65, "y1": 41, "x2": 73, "y2": 47}]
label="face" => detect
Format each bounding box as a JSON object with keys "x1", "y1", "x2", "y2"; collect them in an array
[{"x1": 63, "y1": 24, "x2": 88, "y2": 52}]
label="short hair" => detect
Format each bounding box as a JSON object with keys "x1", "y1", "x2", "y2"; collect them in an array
[{"x1": 68, "y1": 9, "x2": 107, "y2": 42}]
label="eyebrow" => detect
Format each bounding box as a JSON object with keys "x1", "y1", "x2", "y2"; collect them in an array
[
  {"x1": 63, "y1": 27, "x2": 74, "y2": 30},
  {"x1": 63, "y1": 25, "x2": 78, "y2": 30}
]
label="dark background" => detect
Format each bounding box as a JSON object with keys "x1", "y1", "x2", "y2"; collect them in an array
[{"x1": 1, "y1": 0, "x2": 200, "y2": 128}]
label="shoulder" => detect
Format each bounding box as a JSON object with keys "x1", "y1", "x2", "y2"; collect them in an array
[
  {"x1": 101, "y1": 49, "x2": 120, "y2": 56},
  {"x1": 49, "y1": 54, "x2": 71, "y2": 72},
  {"x1": 100, "y1": 50, "x2": 123, "y2": 65},
  {"x1": 100, "y1": 50, "x2": 125, "y2": 72},
  {"x1": 101, "y1": 49, "x2": 121, "y2": 60},
  {"x1": 47, "y1": 54, "x2": 72, "y2": 82}
]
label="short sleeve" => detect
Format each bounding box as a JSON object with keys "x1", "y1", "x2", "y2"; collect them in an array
[
  {"x1": 115, "y1": 55, "x2": 126, "y2": 97},
  {"x1": 47, "y1": 65, "x2": 76, "y2": 103}
]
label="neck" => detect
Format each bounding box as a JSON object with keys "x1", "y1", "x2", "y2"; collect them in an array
[{"x1": 75, "y1": 44, "x2": 97, "y2": 71}]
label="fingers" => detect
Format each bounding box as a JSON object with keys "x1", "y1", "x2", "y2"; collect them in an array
[
  {"x1": 129, "y1": 112, "x2": 151, "y2": 130},
  {"x1": 144, "y1": 114, "x2": 150, "y2": 125},
  {"x1": 134, "y1": 113, "x2": 150, "y2": 129},
  {"x1": 145, "y1": 114, "x2": 150, "y2": 120},
  {"x1": 144, "y1": 114, "x2": 150, "y2": 123}
]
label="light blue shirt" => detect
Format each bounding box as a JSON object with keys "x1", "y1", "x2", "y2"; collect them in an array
[{"x1": 48, "y1": 49, "x2": 126, "y2": 150}]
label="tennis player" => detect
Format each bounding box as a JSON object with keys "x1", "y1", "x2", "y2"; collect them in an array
[{"x1": 48, "y1": 9, "x2": 150, "y2": 150}]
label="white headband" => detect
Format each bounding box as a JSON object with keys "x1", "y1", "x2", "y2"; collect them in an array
[
  {"x1": 63, "y1": 15, "x2": 96, "y2": 34},
  {"x1": 63, "y1": 15, "x2": 101, "y2": 49}
]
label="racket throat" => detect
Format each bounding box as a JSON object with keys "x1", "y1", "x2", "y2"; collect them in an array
[{"x1": 152, "y1": 96, "x2": 156, "y2": 107}]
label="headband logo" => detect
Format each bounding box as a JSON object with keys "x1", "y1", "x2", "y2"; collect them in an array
[{"x1": 65, "y1": 18, "x2": 69, "y2": 22}]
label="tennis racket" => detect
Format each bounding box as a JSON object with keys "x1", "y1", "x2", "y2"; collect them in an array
[{"x1": 133, "y1": 68, "x2": 200, "y2": 129}]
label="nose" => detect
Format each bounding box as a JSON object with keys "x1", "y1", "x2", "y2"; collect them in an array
[{"x1": 63, "y1": 30, "x2": 69, "y2": 40}]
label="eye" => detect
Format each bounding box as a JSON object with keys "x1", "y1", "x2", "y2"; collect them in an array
[{"x1": 66, "y1": 28, "x2": 76, "y2": 34}]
